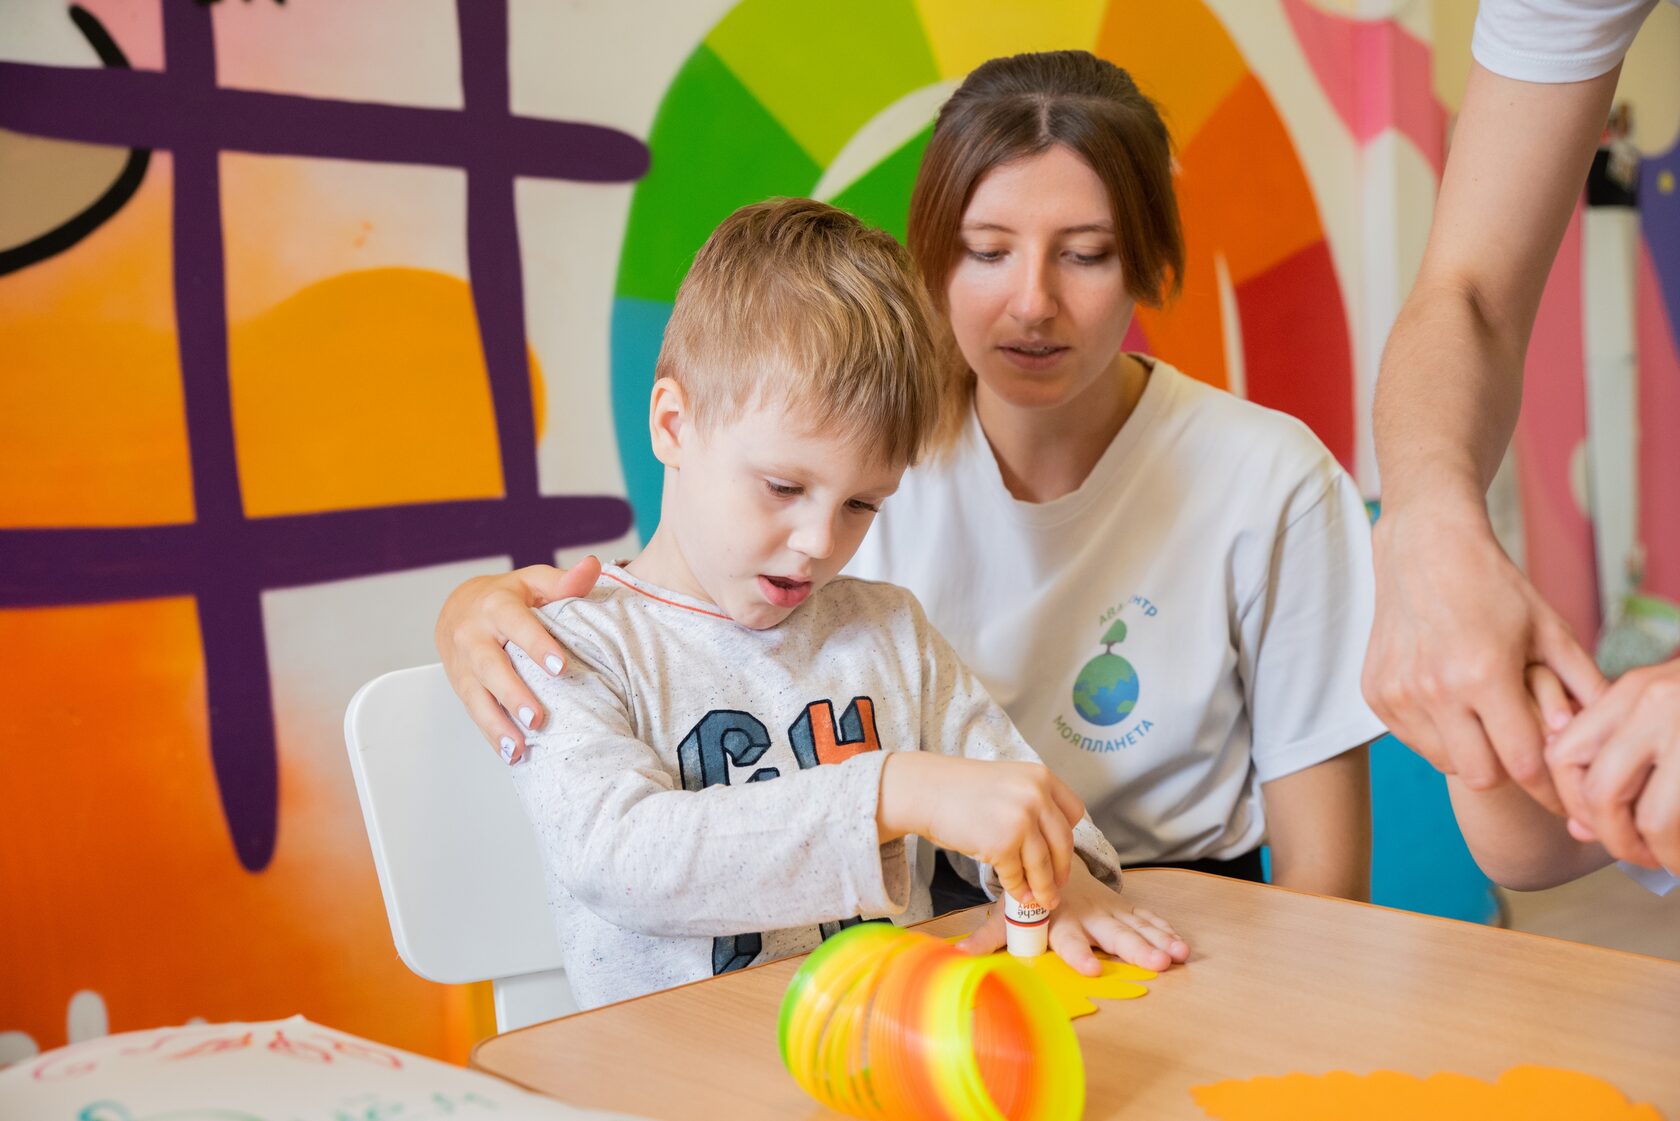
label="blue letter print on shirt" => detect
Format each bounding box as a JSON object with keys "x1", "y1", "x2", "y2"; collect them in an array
[
  {"x1": 676, "y1": 711, "x2": 776, "y2": 975},
  {"x1": 677, "y1": 710, "x2": 778, "y2": 791},
  {"x1": 676, "y1": 699, "x2": 881, "y2": 976}
]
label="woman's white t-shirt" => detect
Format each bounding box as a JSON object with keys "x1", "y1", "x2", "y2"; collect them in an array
[
  {"x1": 847, "y1": 360, "x2": 1385, "y2": 865},
  {"x1": 1472, "y1": 0, "x2": 1669, "y2": 83}
]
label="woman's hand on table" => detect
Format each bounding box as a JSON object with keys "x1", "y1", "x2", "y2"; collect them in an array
[
  {"x1": 433, "y1": 556, "x2": 601, "y2": 763},
  {"x1": 954, "y1": 861, "x2": 1189, "y2": 975}
]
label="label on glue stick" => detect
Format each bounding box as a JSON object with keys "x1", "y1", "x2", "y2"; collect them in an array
[{"x1": 1003, "y1": 891, "x2": 1049, "y2": 957}]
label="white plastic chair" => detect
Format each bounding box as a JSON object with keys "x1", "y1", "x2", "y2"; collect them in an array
[{"x1": 344, "y1": 664, "x2": 575, "y2": 1031}]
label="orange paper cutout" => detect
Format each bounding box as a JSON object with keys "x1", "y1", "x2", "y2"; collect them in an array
[{"x1": 1192, "y1": 1064, "x2": 1665, "y2": 1121}]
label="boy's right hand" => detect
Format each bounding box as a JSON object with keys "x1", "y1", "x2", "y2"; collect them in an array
[
  {"x1": 878, "y1": 754, "x2": 1085, "y2": 911},
  {"x1": 434, "y1": 557, "x2": 600, "y2": 762}
]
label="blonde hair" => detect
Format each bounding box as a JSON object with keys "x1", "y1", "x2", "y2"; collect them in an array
[
  {"x1": 657, "y1": 198, "x2": 941, "y2": 467},
  {"x1": 908, "y1": 51, "x2": 1185, "y2": 449}
]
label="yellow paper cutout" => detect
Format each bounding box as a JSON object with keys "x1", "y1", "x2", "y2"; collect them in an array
[
  {"x1": 1015, "y1": 953, "x2": 1155, "y2": 1019},
  {"x1": 946, "y1": 937, "x2": 1156, "y2": 1019},
  {"x1": 1191, "y1": 1064, "x2": 1665, "y2": 1121}
]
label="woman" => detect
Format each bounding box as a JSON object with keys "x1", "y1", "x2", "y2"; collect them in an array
[{"x1": 437, "y1": 51, "x2": 1378, "y2": 909}]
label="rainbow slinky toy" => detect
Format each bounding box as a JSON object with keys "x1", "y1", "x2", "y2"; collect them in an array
[{"x1": 778, "y1": 923, "x2": 1084, "y2": 1120}]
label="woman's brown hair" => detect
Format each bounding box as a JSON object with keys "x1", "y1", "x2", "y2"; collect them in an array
[{"x1": 906, "y1": 51, "x2": 1185, "y2": 446}]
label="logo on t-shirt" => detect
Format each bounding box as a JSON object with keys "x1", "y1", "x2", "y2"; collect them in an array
[{"x1": 1055, "y1": 597, "x2": 1156, "y2": 752}]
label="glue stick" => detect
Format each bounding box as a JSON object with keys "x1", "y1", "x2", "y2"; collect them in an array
[{"x1": 1003, "y1": 891, "x2": 1049, "y2": 957}]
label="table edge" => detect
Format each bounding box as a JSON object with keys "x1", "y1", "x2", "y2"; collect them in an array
[{"x1": 467, "y1": 866, "x2": 1680, "y2": 1072}]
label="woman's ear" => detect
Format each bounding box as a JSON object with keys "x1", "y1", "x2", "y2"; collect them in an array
[{"x1": 648, "y1": 377, "x2": 688, "y2": 468}]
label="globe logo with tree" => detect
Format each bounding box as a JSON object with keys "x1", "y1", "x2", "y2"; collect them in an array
[{"x1": 1072, "y1": 617, "x2": 1140, "y2": 727}]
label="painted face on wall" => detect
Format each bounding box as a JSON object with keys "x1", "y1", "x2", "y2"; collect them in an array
[
  {"x1": 648, "y1": 391, "x2": 904, "y2": 630},
  {"x1": 945, "y1": 144, "x2": 1138, "y2": 417}
]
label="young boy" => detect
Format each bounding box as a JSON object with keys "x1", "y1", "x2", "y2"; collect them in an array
[{"x1": 507, "y1": 199, "x2": 1186, "y2": 1010}]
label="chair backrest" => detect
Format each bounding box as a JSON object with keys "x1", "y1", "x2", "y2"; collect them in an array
[{"x1": 344, "y1": 664, "x2": 574, "y2": 1031}]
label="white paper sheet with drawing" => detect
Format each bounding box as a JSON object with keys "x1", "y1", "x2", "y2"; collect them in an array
[{"x1": 0, "y1": 1015, "x2": 648, "y2": 1120}]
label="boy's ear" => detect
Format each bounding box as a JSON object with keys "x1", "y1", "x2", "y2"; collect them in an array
[{"x1": 648, "y1": 377, "x2": 688, "y2": 468}]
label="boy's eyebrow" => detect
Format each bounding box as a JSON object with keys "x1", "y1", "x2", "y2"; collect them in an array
[
  {"x1": 756, "y1": 461, "x2": 813, "y2": 481},
  {"x1": 961, "y1": 220, "x2": 1114, "y2": 235}
]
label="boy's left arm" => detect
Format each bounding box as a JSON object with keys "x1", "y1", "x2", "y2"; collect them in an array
[{"x1": 1262, "y1": 744, "x2": 1373, "y2": 900}]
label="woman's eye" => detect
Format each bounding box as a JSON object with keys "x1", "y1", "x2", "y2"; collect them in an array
[
  {"x1": 766, "y1": 481, "x2": 802, "y2": 498},
  {"x1": 1068, "y1": 250, "x2": 1110, "y2": 265},
  {"x1": 965, "y1": 248, "x2": 1004, "y2": 263}
]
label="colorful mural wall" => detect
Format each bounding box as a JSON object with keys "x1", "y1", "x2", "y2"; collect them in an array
[
  {"x1": 2, "y1": 0, "x2": 1675, "y2": 1062},
  {"x1": 1512, "y1": 59, "x2": 1680, "y2": 645}
]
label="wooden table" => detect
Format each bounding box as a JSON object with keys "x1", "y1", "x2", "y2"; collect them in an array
[{"x1": 472, "y1": 869, "x2": 1680, "y2": 1118}]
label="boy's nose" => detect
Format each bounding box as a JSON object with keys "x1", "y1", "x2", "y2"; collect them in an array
[{"x1": 789, "y1": 515, "x2": 836, "y2": 560}]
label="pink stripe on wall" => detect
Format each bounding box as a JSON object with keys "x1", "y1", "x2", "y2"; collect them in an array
[
  {"x1": 1123, "y1": 316, "x2": 1149, "y2": 356},
  {"x1": 1281, "y1": 0, "x2": 1446, "y2": 174},
  {"x1": 1515, "y1": 204, "x2": 1600, "y2": 643},
  {"x1": 1637, "y1": 240, "x2": 1680, "y2": 602}
]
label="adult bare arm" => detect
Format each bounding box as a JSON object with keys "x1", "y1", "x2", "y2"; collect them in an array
[
  {"x1": 1261, "y1": 746, "x2": 1373, "y2": 901},
  {"x1": 1366, "y1": 61, "x2": 1617, "y2": 807},
  {"x1": 433, "y1": 556, "x2": 601, "y2": 761}
]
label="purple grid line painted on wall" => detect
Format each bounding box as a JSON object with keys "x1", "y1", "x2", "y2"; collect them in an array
[{"x1": 0, "y1": 0, "x2": 646, "y2": 872}]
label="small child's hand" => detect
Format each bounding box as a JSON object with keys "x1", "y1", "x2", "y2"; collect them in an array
[
  {"x1": 956, "y1": 861, "x2": 1190, "y2": 974},
  {"x1": 878, "y1": 754, "x2": 1084, "y2": 909}
]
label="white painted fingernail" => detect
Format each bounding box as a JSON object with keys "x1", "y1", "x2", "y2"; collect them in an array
[
  {"x1": 500, "y1": 736, "x2": 516, "y2": 764},
  {"x1": 518, "y1": 706, "x2": 536, "y2": 729},
  {"x1": 545, "y1": 655, "x2": 563, "y2": 675}
]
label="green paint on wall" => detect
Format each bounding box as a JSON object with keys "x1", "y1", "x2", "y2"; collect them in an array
[
  {"x1": 705, "y1": 0, "x2": 940, "y2": 167},
  {"x1": 615, "y1": 44, "x2": 821, "y2": 304},
  {"x1": 828, "y1": 122, "x2": 933, "y2": 243}
]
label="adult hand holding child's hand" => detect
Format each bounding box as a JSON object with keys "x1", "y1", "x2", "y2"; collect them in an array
[
  {"x1": 878, "y1": 755, "x2": 1083, "y2": 911},
  {"x1": 1543, "y1": 657, "x2": 1680, "y2": 872},
  {"x1": 1364, "y1": 506, "x2": 1604, "y2": 811}
]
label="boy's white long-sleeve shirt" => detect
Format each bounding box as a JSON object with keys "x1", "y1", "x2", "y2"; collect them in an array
[{"x1": 507, "y1": 565, "x2": 1122, "y2": 1010}]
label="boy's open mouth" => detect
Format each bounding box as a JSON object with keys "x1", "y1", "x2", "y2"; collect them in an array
[{"x1": 759, "y1": 574, "x2": 812, "y2": 609}]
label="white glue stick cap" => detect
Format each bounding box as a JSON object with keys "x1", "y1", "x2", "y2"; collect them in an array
[{"x1": 1003, "y1": 891, "x2": 1049, "y2": 957}]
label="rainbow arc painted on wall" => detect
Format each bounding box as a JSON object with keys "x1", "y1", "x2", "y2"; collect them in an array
[{"x1": 609, "y1": 0, "x2": 1363, "y2": 540}]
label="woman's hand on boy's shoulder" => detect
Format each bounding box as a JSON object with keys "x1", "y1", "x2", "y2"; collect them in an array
[
  {"x1": 434, "y1": 556, "x2": 601, "y2": 762},
  {"x1": 955, "y1": 861, "x2": 1189, "y2": 975}
]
